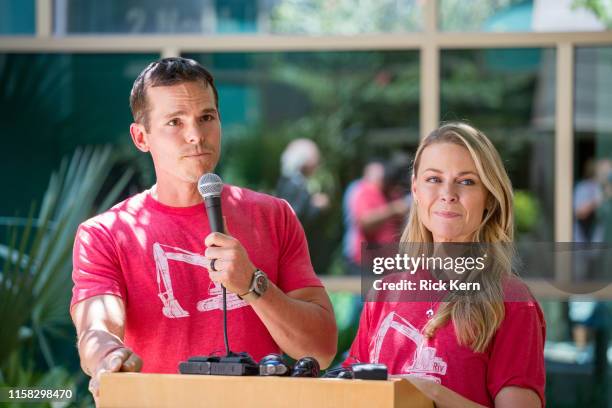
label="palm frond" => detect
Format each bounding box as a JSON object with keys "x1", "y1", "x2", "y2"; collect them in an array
[{"x1": 0, "y1": 145, "x2": 132, "y2": 377}]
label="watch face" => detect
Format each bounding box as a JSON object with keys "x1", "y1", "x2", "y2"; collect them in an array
[{"x1": 255, "y1": 273, "x2": 268, "y2": 293}]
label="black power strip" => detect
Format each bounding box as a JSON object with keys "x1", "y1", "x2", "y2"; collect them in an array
[{"x1": 179, "y1": 354, "x2": 259, "y2": 376}]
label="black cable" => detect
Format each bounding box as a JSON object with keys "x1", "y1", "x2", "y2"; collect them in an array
[{"x1": 222, "y1": 285, "x2": 231, "y2": 356}]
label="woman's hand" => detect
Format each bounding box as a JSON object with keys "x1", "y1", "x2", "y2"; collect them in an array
[
  {"x1": 406, "y1": 377, "x2": 487, "y2": 408},
  {"x1": 406, "y1": 378, "x2": 541, "y2": 408}
]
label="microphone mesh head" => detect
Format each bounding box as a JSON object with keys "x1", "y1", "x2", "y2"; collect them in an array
[{"x1": 197, "y1": 173, "x2": 223, "y2": 198}]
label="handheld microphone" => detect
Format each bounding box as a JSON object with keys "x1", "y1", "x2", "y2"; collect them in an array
[
  {"x1": 197, "y1": 173, "x2": 231, "y2": 356},
  {"x1": 198, "y1": 173, "x2": 224, "y2": 233}
]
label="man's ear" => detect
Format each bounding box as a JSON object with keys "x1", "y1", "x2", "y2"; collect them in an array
[{"x1": 130, "y1": 123, "x2": 149, "y2": 152}]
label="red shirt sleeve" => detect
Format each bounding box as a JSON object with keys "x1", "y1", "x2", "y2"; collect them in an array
[
  {"x1": 70, "y1": 221, "x2": 126, "y2": 310},
  {"x1": 275, "y1": 199, "x2": 322, "y2": 293},
  {"x1": 487, "y1": 301, "x2": 546, "y2": 406}
]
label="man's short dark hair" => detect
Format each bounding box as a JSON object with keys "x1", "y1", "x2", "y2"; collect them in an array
[{"x1": 129, "y1": 57, "x2": 219, "y2": 131}]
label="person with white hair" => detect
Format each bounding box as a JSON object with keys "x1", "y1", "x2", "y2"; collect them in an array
[{"x1": 276, "y1": 138, "x2": 329, "y2": 224}]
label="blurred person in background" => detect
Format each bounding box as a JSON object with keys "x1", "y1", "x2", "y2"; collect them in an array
[
  {"x1": 276, "y1": 138, "x2": 330, "y2": 227},
  {"x1": 573, "y1": 158, "x2": 611, "y2": 245},
  {"x1": 342, "y1": 158, "x2": 410, "y2": 275},
  {"x1": 569, "y1": 157, "x2": 610, "y2": 381}
]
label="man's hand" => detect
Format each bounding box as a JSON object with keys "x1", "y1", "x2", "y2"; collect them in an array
[
  {"x1": 71, "y1": 295, "x2": 141, "y2": 404},
  {"x1": 204, "y1": 223, "x2": 256, "y2": 296},
  {"x1": 88, "y1": 347, "x2": 142, "y2": 402}
]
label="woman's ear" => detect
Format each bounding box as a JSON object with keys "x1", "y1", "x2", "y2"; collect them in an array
[
  {"x1": 130, "y1": 123, "x2": 149, "y2": 152},
  {"x1": 486, "y1": 195, "x2": 496, "y2": 211},
  {"x1": 482, "y1": 196, "x2": 496, "y2": 219},
  {"x1": 411, "y1": 174, "x2": 418, "y2": 202}
]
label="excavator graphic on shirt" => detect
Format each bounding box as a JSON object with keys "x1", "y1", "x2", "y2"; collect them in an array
[
  {"x1": 152, "y1": 242, "x2": 247, "y2": 318},
  {"x1": 372, "y1": 311, "x2": 448, "y2": 383}
]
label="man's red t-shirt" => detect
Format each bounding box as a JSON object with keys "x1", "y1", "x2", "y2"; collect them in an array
[{"x1": 71, "y1": 186, "x2": 322, "y2": 373}]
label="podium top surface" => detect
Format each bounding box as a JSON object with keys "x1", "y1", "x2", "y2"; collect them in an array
[{"x1": 99, "y1": 372, "x2": 433, "y2": 408}]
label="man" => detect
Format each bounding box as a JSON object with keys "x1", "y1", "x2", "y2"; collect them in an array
[
  {"x1": 344, "y1": 158, "x2": 410, "y2": 274},
  {"x1": 70, "y1": 58, "x2": 337, "y2": 399}
]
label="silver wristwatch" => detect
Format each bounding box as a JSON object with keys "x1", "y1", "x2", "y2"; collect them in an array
[{"x1": 238, "y1": 269, "x2": 268, "y2": 300}]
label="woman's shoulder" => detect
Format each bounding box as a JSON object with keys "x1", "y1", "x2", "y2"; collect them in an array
[
  {"x1": 502, "y1": 275, "x2": 537, "y2": 304},
  {"x1": 500, "y1": 276, "x2": 545, "y2": 328}
]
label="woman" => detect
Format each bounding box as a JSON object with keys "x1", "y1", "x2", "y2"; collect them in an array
[{"x1": 346, "y1": 122, "x2": 546, "y2": 407}]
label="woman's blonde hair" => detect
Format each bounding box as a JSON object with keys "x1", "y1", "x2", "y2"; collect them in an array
[{"x1": 401, "y1": 122, "x2": 515, "y2": 353}]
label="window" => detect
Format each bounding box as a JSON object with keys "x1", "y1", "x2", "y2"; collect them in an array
[
  {"x1": 440, "y1": 48, "x2": 556, "y2": 241},
  {"x1": 53, "y1": 0, "x2": 423, "y2": 35},
  {"x1": 0, "y1": 0, "x2": 35, "y2": 35},
  {"x1": 439, "y1": 0, "x2": 610, "y2": 32}
]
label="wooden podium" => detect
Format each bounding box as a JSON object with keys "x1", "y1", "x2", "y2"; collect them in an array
[{"x1": 99, "y1": 373, "x2": 433, "y2": 407}]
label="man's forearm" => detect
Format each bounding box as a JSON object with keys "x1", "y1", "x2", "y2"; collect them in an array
[
  {"x1": 359, "y1": 199, "x2": 407, "y2": 233},
  {"x1": 248, "y1": 284, "x2": 337, "y2": 368},
  {"x1": 77, "y1": 329, "x2": 125, "y2": 376},
  {"x1": 359, "y1": 206, "x2": 397, "y2": 233}
]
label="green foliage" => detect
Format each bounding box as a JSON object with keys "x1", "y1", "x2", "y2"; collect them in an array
[
  {"x1": 268, "y1": 51, "x2": 419, "y2": 187},
  {"x1": 572, "y1": 0, "x2": 612, "y2": 27},
  {"x1": 439, "y1": 0, "x2": 531, "y2": 31},
  {"x1": 328, "y1": 292, "x2": 361, "y2": 367},
  {"x1": 220, "y1": 124, "x2": 292, "y2": 193},
  {"x1": 0, "y1": 146, "x2": 132, "y2": 407},
  {"x1": 514, "y1": 190, "x2": 539, "y2": 233},
  {"x1": 270, "y1": 0, "x2": 422, "y2": 34}
]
